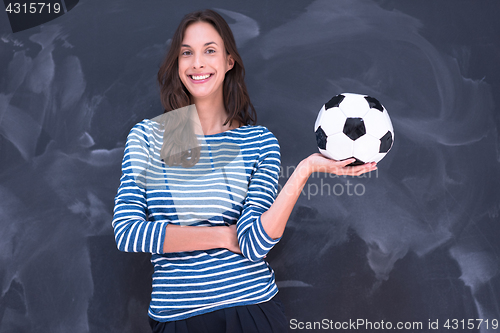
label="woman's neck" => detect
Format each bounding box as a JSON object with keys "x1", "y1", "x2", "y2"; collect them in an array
[{"x1": 194, "y1": 97, "x2": 237, "y2": 135}]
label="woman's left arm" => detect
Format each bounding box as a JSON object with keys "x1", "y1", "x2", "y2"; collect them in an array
[
  {"x1": 236, "y1": 129, "x2": 281, "y2": 262},
  {"x1": 260, "y1": 153, "x2": 377, "y2": 240},
  {"x1": 236, "y1": 129, "x2": 376, "y2": 262}
]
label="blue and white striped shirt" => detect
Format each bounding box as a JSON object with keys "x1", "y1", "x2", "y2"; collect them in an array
[{"x1": 112, "y1": 119, "x2": 282, "y2": 322}]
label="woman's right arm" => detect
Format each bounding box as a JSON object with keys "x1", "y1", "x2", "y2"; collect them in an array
[
  {"x1": 112, "y1": 122, "x2": 240, "y2": 255},
  {"x1": 162, "y1": 224, "x2": 241, "y2": 254}
]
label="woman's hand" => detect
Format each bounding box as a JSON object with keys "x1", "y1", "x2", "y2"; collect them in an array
[
  {"x1": 223, "y1": 224, "x2": 242, "y2": 254},
  {"x1": 302, "y1": 153, "x2": 377, "y2": 177}
]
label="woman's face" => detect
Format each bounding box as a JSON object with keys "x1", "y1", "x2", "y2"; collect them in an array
[{"x1": 178, "y1": 21, "x2": 234, "y2": 104}]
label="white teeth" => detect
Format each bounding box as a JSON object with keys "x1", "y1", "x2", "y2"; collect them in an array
[{"x1": 191, "y1": 74, "x2": 211, "y2": 80}]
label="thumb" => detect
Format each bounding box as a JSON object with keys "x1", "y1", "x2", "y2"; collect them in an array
[{"x1": 341, "y1": 158, "x2": 357, "y2": 167}]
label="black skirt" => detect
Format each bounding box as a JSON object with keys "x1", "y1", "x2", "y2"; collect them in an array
[{"x1": 149, "y1": 294, "x2": 288, "y2": 333}]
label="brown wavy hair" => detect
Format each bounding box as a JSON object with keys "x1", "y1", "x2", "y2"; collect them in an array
[{"x1": 157, "y1": 9, "x2": 257, "y2": 126}]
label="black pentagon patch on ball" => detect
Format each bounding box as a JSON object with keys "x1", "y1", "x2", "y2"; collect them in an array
[
  {"x1": 379, "y1": 131, "x2": 393, "y2": 153},
  {"x1": 325, "y1": 94, "x2": 345, "y2": 110},
  {"x1": 343, "y1": 118, "x2": 366, "y2": 140},
  {"x1": 315, "y1": 126, "x2": 328, "y2": 150},
  {"x1": 364, "y1": 96, "x2": 384, "y2": 112}
]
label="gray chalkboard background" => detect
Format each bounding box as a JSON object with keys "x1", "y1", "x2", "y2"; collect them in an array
[{"x1": 1, "y1": 0, "x2": 499, "y2": 332}]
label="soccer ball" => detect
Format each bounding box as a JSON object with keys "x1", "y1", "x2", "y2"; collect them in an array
[{"x1": 314, "y1": 93, "x2": 394, "y2": 166}]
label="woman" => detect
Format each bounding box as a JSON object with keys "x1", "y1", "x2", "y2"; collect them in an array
[{"x1": 112, "y1": 9, "x2": 376, "y2": 333}]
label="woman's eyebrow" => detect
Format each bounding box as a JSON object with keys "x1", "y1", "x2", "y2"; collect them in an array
[{"x1": 181, "y1": 42, "x2": 217, "y2": 48}]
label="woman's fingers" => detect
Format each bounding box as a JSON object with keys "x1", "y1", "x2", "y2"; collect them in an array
[
  {"x1": 306, "y1": 153, "x2": 377, "y2": 176},
  {"x1": 329, "y1": 158, "x2": 376, "y2": 176},
  {"x1": 347, "y1": 162, "x2": 377, "y2": 176},
  {"x1": 226, "y1": 225, "x2": 242, "y2": 254},
  {"x1": 340, "y1": 158, "x2": 357, "y2": 167}
]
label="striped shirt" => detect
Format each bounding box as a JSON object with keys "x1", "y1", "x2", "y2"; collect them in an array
[{"x1": 112, "y1": 119, "x2": 282, "y2": 322}]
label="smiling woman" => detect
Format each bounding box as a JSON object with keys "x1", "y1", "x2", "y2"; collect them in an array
[{"x1": 112, "y1": 8, "x2": 375, "y2": 333}]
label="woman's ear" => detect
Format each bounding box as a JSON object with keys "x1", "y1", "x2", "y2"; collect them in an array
[{"x1": 226, "y1": 54, "x2": 235, "y2": 73}]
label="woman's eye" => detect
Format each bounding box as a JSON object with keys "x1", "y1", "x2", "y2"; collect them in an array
[
  {"x1": 181, "y1": 50, "x2": 191, "y2": 56},
  {"x1": 206, "y1": 49, "x2": 215, "y2": 54}
]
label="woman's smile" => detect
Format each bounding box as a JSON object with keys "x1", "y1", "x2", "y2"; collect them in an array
[{"x1": 188, "y1": 73, "x2": 214, "y2": 83}]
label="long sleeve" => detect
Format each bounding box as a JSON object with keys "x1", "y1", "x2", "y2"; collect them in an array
[
  {"x1": 112, "y1": 122, "x2": 167, "y2": 254},
  {"x1": 236, "y1": 128, "x2": 281, "y2": 262}
]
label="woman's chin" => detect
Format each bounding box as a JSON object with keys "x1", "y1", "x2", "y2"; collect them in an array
[{"x1": 190, "y1": 93, "x2": 217, "y2": 103}]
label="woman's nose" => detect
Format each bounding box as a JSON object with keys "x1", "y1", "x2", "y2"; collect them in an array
[{"x1": 192, "y1": 53, "x2": 205, "y2": 69}]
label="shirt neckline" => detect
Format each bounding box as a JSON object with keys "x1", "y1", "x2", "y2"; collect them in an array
[{"x1": 199, "y1": 125, "x2": 251, "y2": 137}]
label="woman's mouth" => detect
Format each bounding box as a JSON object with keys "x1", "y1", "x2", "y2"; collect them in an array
[{"x1": 189, "y1": 74, "x2": 213, "y2": 82}]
